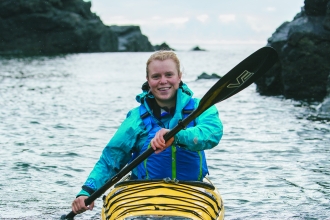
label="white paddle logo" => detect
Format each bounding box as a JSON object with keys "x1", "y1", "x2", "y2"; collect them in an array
[{"x1": 227, "y1": 70, "x2": 254, "y2": 88}]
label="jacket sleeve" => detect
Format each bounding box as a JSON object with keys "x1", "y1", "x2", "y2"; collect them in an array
[
  {"x1": 77, "y1": 109, "x2": 144, "y2": 197},
  {"x1": 174, "y1": 102, "x2": 223, "y2": 152}
]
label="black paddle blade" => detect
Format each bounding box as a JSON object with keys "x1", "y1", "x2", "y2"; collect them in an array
[{"x1": 196, "y1": 46, "x2": 278, "y2": 116}]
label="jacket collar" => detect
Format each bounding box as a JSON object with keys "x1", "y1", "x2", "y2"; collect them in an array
[{"x1": 136, "y1": 82, "x2": 193, "y2": 111}]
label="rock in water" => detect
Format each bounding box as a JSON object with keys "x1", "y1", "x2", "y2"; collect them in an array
[
  {"x1": 191, "y1": 46, "x2": 206, "y2": 51},
  {"x1": 197, "y1": 72, "x2": 221, "y2": 80},
  {"x1": 256, "y1": 0, "x2": 330, "y2": 103}
]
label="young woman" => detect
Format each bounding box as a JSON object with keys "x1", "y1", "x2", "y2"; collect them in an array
[{"x1": 71, "y1": 50, "x2": 223, "y2": 214}]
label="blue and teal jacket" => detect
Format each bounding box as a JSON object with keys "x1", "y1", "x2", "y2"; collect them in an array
[
  {"x1": 135, "y1": 97, "x2": 207, "y2": 181},
  {"x1": 77, "y1": 83, "x2": 223, "y2": 197}
]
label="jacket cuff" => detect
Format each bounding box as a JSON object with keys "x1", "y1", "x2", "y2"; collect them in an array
[
  {"x1": 76, "y1": 189, "x2": 90, "y2": 198},
  {"x1": 82, "y1": 185, "x2": 96, "y2": 195},
  {"x1": 76, "y1": 185, "x2": 96, "y2": 198}
]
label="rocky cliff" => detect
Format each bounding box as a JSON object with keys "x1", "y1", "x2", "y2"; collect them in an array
[
  {"x1": 0, "y1": 0, "x2": 154, "y2": 55},
  {"x1": 256, "y1": 0, "x2": 330, "y2": 116},
  {"x1": 0, "y1": 0, "x2": 118, "y2": 55}
]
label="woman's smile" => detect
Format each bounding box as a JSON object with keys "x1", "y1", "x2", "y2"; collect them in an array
[{"x1": 158, "y1": 86, "x2": 171, "y2": 91}]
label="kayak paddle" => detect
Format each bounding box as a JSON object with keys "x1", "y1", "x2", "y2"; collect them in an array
[{"x1": 61, "y1": 46, "x2": 278, "y2": 219}]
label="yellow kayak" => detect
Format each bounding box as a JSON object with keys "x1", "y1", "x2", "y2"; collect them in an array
[{"x1": 101, "y1": 177, "x2": 224, "y2": 220}]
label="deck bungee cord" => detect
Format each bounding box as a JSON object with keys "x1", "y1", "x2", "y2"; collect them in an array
[
  {"x1": 104, "y1": 182, "x2": 221, "y2": 210},
  {"x1": 105, "y1": 183, "x2": 219, "y2": 206},
  {"x1": 103, "y1": 181, "x2": 222, "y2": 220},
  {"x1": 105, "y1": 199, "x2": 218, "y2": 220},
  {"x1": 108, "y1": 205, "x2": 205, "y2": 220}
]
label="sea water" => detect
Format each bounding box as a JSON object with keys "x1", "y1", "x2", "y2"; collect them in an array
[{"x1": 0, "y1": 45, "x2": 329, "y2": 219}]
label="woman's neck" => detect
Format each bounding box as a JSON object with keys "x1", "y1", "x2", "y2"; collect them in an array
[{"x1": 155, "y1": 99, "x2": 176, "y2": 110}]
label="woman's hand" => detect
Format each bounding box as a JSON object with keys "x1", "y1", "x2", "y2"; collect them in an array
[
  {"x1": 150, "y1": 128, "x2": 174, "y2": 154},
  {"x1": 71, "y1": 196, "x2": 94, "y2": 214}
]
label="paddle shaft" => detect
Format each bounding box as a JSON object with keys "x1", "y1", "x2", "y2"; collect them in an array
[
  {"x1": 62, "y1": 98, "x2": 205, "y2": 219},
  {"x1": 61, "y1": 46, "x2": 278, "y2": 219}
]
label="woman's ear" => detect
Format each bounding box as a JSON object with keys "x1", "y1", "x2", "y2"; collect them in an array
[{"x1": 179, "y1": 71, "x2": 182, "y2": 79}]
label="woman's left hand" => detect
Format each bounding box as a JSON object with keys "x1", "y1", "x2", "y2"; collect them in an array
[{"x1": 150, "y1": 128, "x2": 174, "y2": 154}]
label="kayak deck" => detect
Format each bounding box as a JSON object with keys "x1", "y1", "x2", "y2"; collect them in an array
[{"x1": 102, "y1": 177, "x2": 224, "y2": 220}]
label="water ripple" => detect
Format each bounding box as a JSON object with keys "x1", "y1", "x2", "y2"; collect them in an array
[{"x1": 1, "y1": 50, "x2": 329, "y2": 219}]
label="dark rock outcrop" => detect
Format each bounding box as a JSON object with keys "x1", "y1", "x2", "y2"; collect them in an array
[
  {"x1": 0, "y1": 0, "x2": 118, "y2": 55},
  {"x1": 154, "y1": 42, "x2": 175, "y2": 51},
  {"x1": 191, "y1": 46, "x2": 206, "y2": 51},
  {"x1": 109, "y1": 25, "x2": 154, "y2": 52},
  {"x1": 197, "y1": 72, "x2": 221, "y2": 80},
  {"x1": 0, "y1": 0, "x2": 155, "y2": 55},
  {"x1": 256, "y1": 0, "x2": 330, "y2": 104}
]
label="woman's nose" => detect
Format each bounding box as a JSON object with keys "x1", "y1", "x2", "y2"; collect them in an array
[{"x1": 159, "y1": 75, "x2": 167, "y2": 83}]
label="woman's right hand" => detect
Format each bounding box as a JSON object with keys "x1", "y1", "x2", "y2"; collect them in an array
[
  {"x1": 71, "y1": 196, "x2": 94, "y2": 214},
  {"x1": 150, "y1": 128, "x2": 174, "y2": 154}
]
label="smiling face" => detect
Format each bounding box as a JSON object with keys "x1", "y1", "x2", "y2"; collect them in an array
[{"x1": 147, "y1": 59, "x2": 182, "y2": 108}]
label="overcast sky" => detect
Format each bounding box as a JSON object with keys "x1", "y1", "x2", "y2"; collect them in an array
[{"x1": 88, "y1": 0, "x2": 305, "y2": 50}]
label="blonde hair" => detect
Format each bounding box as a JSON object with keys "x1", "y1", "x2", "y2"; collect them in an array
[{"x1": 146, "y1": 50, "x2": 181, "y2": 77}]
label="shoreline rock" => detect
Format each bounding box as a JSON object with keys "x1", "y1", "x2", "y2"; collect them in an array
[
  {"x1": 0, "y1": 0, "x2": 117, "y2": 55},
  {"x1": 0, "y1": 0, "x2": 154, "y2": 55},
  {"x1": 256, "y1": 0, "x2": 330, "y2": 104},
  {"x1": 191, "y1": 46, "x2": 206, "y2": 51},
  {"x1": 197, "y1": 72, "x2": 221, "y2": 80}
]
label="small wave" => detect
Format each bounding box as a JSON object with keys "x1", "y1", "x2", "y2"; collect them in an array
[
  {"x1": 40, "y1": 152, "x2": 80, "y2": 158},
  {"x1": 0, "y1": 71, "x2": 71, "y2": 79}
]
